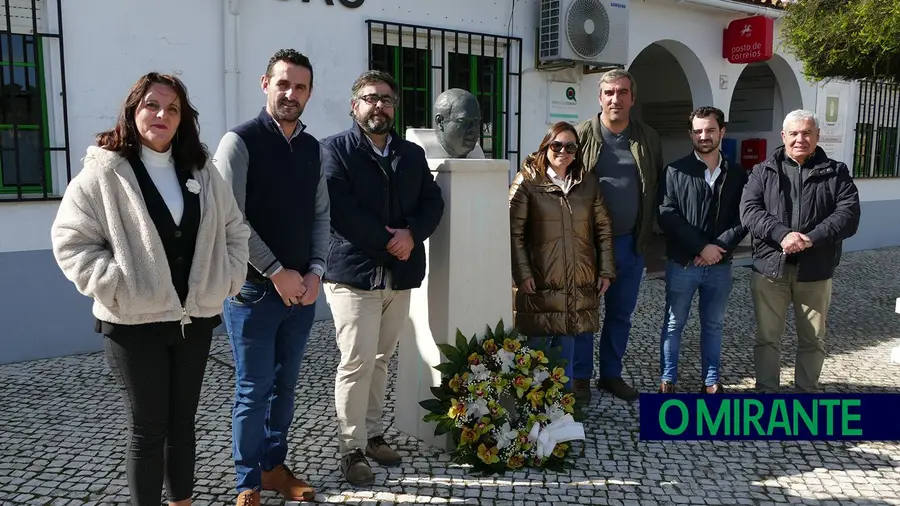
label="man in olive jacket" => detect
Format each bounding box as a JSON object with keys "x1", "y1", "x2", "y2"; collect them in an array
[
  {"x1": 575, "y1": 69, "x2": 665, "y2": 402},
  {"x1": 740, "y1": 109, "x2": 860, "y2": 393}
]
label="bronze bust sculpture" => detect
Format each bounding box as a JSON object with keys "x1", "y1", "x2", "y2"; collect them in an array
[{"x1": 434, "y1": 89, "x2": 483, "y2": 159}]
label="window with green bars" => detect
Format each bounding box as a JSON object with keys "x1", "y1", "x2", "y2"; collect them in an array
[
  {"x1": 0, "y1": 32, "x2": 51, "y2": 194},
  {"x1": 448, "y1": 52, "x2": 504, "y2": 159},
  {"x1": 370, "y1": 44, "x2": 431, "y2": 136},
  {"x1": 853, "y1": 122, "x2": 900, "y2": 178}
]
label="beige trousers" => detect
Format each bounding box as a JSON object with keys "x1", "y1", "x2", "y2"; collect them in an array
[
  {"x1": 750, "y1": 265, "x2": 833, "y2": 393},
  {"x1": 324, "y1": 276, "x2": 411, "y2": 454}
]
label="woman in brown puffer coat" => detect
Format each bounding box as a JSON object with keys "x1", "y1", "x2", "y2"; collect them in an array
[{"x1": 509, "y1": 121, "x2": 616, "y2": 390}]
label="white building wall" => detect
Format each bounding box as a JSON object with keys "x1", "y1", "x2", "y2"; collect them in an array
[
  {"x1": 3, "y1": 0, "x2": 900, "y2": 362},
  {"x1": 4, "y1": 0, "x2": 898, "y2": 258}
]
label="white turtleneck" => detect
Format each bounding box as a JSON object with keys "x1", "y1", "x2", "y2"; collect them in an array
[{"x1": 140, "y1": 146, "x2": 183, "y2": 225}]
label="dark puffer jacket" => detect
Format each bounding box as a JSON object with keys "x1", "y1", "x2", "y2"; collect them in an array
[
  {"x1": 509, "y1": 156, "x2": 616, "y2": 337},
  {"x1": 739, "y1": 146, "x2": 861, "y2": 282}
]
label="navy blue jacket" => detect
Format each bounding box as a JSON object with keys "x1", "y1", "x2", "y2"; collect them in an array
[
  {"x1": 320, "y1": 123, "x2": 445, "y2": 290},
  {"x1": 658, "y1": 152, "x2": 749, "y2": 266}
]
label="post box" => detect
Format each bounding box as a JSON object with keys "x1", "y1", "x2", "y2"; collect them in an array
[{"x1": 740, "y1": 138, "x2": 767, "y2": 171}]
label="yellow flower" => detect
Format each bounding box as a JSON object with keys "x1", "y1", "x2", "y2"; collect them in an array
[
  {"x1": 512, "y1": 375, "x2": 533, "y2": 397},
  {"x1": 530, "y1": 349, "x2": 549, "y2": 364},
  {"x1": 460, "y1": 426, "x2": 478, "y2": 445},
  {"x1": 448, "y1": 399, "x2": 467, "y2": 419},
  {"x1": 468, "y1": 353, "x2": 483, "y2": 365},
  {"x1": 517, "y1": 430, "x2": 533, "y2": 451},
  {"x1": 467, "y1": 381, "x2": 490, "y2": 398},
  {"x1": 515, "y1": 352, "x2": 532, "y2": 372},
  {"x1": 476, "y1": 443, "x2": 500, "y2": 464},
  {"x1": 546, "y1": 384, "x2": 562, "y2": 401},
  {"x1": 448, "y1": 374, "x2": 462, "y2": 392},
  {"x1": 474, "y1": 417, "x2": 494, "y2": 436},
  {"x1": 491, "y1": 375, "x2": 508, "y2": 390},
  {"x1": 550, "y1": 367, "x2": 569, "y2": 385},
  {"x1": 488, "y1": 400, "x2": 505, "y2": 417},
  {"x1": 502, "y1": 338, "x2": 521, "y2": 353},
  {"x1": 560, "y1": 393, "x2": 576, "y2": 413},
  {"x1": 482, "y1": 339, "x2": 499, "y2": 354},
  {"x1": 507, "y1": 455, "x2": 525, "y2": 469},
  {"x1": 526, "y1": 388, "x2": 545, "y2": 409},
  {"x1": 552, "y1": 443, "x2": 569, "y2": 458}
]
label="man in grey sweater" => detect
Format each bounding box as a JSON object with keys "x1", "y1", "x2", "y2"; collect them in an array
[{"x1": 214, "y1": 49, "x2": 330, "y2": 506}]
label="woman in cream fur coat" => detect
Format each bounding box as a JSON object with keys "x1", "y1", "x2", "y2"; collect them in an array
[{"x1": 50, "y1": 72, "x2": 250, "y2": 506}]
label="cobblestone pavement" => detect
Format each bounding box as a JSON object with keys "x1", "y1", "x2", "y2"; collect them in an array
[{"x1": 2, "y1": 247, "x2": 900, "y2": 506}]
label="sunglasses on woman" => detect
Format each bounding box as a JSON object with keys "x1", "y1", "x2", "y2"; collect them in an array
[{"x1": 548, "y1": 141, "x2": 578, "y2": 154}]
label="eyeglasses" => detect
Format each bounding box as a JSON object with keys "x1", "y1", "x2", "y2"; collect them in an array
[
  {"x1": 548, "y1": 141, "x2": 578, "y2": 154},
  {"x1": 357, "y1": 94, "x2": 397, "y2": 107}
]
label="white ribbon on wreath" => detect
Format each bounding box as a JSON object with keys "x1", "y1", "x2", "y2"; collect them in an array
[{"x1": 527, "y1": 414, "x2": 585, "y2": 459}]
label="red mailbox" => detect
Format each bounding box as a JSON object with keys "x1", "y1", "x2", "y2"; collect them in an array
[{"x1": 740, "y1": 138, "x2": 767, "y2": 171}]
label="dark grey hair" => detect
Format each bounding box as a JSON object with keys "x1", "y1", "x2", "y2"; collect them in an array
[{"x1": 598, "y1": 68, "x2": 637, "y2": 99}]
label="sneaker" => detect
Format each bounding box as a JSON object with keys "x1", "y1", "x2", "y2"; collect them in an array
[
  {"x1": 597, "y1": 377, "x2": 639, "y2": 401},
  {"x1": 573, "y1": 379, "x2": 592, "y2": 404},
  {"x1": 261, "y1": 464, "x2": 315, "y2": 501},
  {"x1": 366, "y1": 435, "x2": 402, "y2": 466},
  {"x1": 236, "y1": 489, "x2": 260, "y2": 506},
  {"x1": 659, "y1": 381, "x2": 676, "y2": 393},
  {"x1": 341, "y1": 448, "x2": 375, "y2": 487}
]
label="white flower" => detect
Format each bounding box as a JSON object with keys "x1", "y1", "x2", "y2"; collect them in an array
[
  {"x1": 470, "y1": 363, "x2": 491, "y2": 381},
  {"x1": 466, "y1": 398, "x2": 489, "y2": 419},
  {"x1": 495, "y1": 349, "x2": 516, "y2": 374},
  {"x1": 533, "y1": 368, "x2": 550, "y2": 385},
  {"x1": 495, "y1": 421, "x2": 518, "y2": 449},
  {"x1": 185, "y1": 179, "x2": 201, "y2": 194}
]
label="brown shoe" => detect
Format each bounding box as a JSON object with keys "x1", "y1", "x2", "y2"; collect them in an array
[
  {"x1": 659, "y1": 381, "x2": 676, "y2": 393},
  {"x1": 261, "y1": 464, "x2": 315, "y2": 501},
  {"x1": 236, "y1": 489, "x2": 260, "y2": 506},
  {"x1": 366, "y1": 435, "x2": 402, "y2": 466},
  {"x1": 597, "y1": 377, "x2": 639, "y2": 401},
  {"x1": 573, "y1": 379, "x2": 592, "y2": 404},
  {"x1": 701, "y1": 383, "x2": 724, "y2": 394}
]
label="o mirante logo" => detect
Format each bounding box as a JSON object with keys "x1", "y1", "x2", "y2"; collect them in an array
[{"x1": 639, "y1": 394, "x2": 900, "y2": 441}]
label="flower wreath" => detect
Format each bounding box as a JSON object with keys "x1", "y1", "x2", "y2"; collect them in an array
[{"x1": 419, "y1": 320, "x2": 587, "y2": 474}]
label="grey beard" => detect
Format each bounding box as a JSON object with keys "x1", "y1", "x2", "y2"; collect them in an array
[{"x1": 360, "y1": 114, "x2": 393, "y2": 135}]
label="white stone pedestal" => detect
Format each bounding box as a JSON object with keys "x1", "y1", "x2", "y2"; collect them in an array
[{"x1": 394, "y1": 157, "x2": 513, "y2": 449}]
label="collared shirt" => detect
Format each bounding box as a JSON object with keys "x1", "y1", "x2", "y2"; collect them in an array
[
  {"x1": 695, "y1": 150, "x2": 723, "y2": 188},
  {"x1": 366, "y1": 133, "x2": 392, "y2": 158},
  {"x1": 269, "y1": 114, "x2": 306, "y2": 142},
  {"x1": 547, "y1": 167, "x2": 574, "y2": 194}
]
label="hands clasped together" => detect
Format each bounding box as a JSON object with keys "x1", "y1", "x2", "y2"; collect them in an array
[{"x1": 270, "y1": 269, "x2": 320, "y2": 307}]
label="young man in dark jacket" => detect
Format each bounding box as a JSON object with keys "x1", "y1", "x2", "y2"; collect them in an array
[
  {"x1": 320, "y1": 70, "x2": 444, "y2": 487},
  {"x1": 657, "y1": 107, "x2": 748, "y2": 394},
  {"x1": 740, "y1": 109, "x2": 861, "y2": 393},
  {"x1": 215, "y1": 49, "x2": 329, "y2": 506}
]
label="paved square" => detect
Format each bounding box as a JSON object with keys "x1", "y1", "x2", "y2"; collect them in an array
[{"x1": 2, "y1": 247, "x2": 899, "y2": 505}]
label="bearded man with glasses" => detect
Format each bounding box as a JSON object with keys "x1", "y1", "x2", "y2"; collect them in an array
[{"x1": 319, "y1": 69, "x2": 445, "y2": 487}]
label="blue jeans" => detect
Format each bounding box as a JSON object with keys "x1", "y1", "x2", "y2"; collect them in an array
[
  {"x1": 574, "y1": 234, "x2": 644, "y2": 380},
  {"x1": 660, "y1": 261, "x2": 733, "y2": 386},
  {"x1": 527, "y1": 334, "x2": 584, "y2": 391},
  {"x1": 222, "y1": 280, "x2": 316, "y2": 493}
]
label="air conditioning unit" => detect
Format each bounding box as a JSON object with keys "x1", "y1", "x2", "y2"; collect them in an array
[{"x1": 539, "y1": 0, "x2": 630, "y2": 67}]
